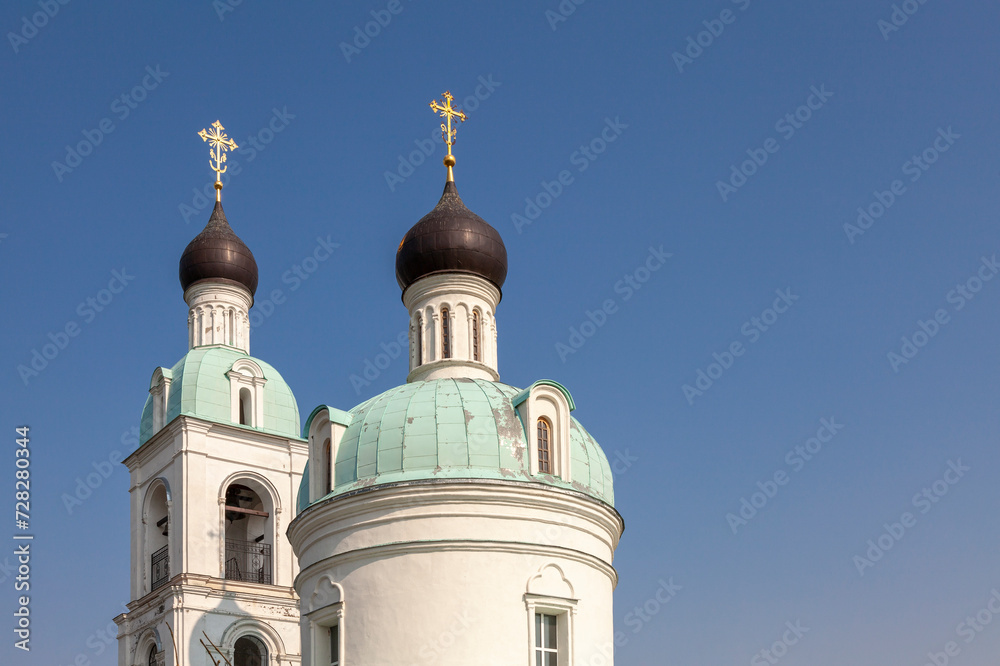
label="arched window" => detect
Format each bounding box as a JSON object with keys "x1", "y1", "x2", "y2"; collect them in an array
[
  {"x1": 239, "y1": 388, "x2": 252, "y2": 426},
  {"x1": 233, "y1": 636, "x2": 266, "y2": 666},
  {"x1": 441, "y1": 308, "x2": 451, "y2": 359},
  {"x1": 323, "y1": 438, "x2": 332, "y2": 494},
  {"x1": 472, "y1": 311, "x2": 481, "y2": 362},
  {"x1": 537, "y1": 418, "x2": 551, "y2": 474},
  {"x1": 148, "y1": 645, "x2": 157, "y2": 666},
  {"x1": 415, "y1": 313, "x2": 423, "y2": 366},
  {"x1": 224, "y1": 483, "x2": 272, "y2": 584},
  {"x1": 146, "y1": 483, "x2": 170, "y2": 593}
]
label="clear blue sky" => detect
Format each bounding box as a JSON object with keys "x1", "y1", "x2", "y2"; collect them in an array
[{"x1": 3, "y1": 1, "x2": 1000, "y2": 664}]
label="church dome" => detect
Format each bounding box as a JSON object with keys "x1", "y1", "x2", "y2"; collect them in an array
[
  {"x1": 297, "y1": 378, "x2": 614, "y2": 512},
  {"x1": 139, "y1": 347, "x2": 300, "y2": 446},
  {"x1": 179, "y1": 201, "x2": 259, "y2": 296},
  {"x1": 395, "y1": 181, "x2": 507, "y2": 294}
]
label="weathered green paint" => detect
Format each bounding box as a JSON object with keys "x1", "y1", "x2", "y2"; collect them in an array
[
  {"x1": 139, "y1": 347, "x2": 301, "y2": 445},
  {"x1": 297, "y1": 378, "x2": 614, "y2": 513}
]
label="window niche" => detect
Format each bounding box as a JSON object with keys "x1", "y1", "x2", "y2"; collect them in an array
[
  {"x1": 525, "y1": 564, "x2": 577, "y2": 666},
  {"x1": 513, "y1": 381, "x2": 574, "y2": 480},
  {"x1": 227, "y1": 359, "x2": 267, "y2": 429}
]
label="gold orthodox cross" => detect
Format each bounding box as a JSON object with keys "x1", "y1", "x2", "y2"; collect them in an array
[
  {"x1": 429, "y1": 91, "x2": 467, "y2": 181},
  {"x1": 198, "y1": 120, "x2": 239, "y2": 202}
]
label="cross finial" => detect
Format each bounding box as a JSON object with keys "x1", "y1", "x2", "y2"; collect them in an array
[
  {"x1": 198, "y1": 120, "x2": 239, "y2": 202},
  {"x1": 429, "y1": 91, "x2": 467, "y2": 182}
]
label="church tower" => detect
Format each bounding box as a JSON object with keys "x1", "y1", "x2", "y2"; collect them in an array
[
  {"x1": 288, "y1": 94, "x2": 623, "y2": 665},
  {"x1": 114, "y1": 122, "x2": 305, "y2": 666}
]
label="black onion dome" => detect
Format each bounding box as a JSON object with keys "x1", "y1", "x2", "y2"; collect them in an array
[
  {"x1": 179, "y1": 201, "x2": 258, "y2": 296},
  {"x1": 395, "y1": 181, "x2": 508, "y2": 293}
]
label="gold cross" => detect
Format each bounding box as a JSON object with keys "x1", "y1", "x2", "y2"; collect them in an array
[
  {"x1": 198, "y1": 120, "x2": 239, "y2": 202},
  {"x1": 429, "y1": 91, "x2": 467, "y2": 181}
]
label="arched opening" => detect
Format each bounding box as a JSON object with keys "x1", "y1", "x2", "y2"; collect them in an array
[
  {"x1": 415, "y1": 313, "x2": 423, "y2": 366},
  {"x1": 537, "y1": 418, "x2": 552, "y2": 474},
  {"x1": 239, "y1": 388, "x2": 252, "y2": 426},
  {"x1": 223, "y1": 482, "x2": 273, "y2": 584},
  {"x1": 323, "y1": 438, "x2": 332, "y2": 494},
  {"x1": 233, "y1": 635, "x2": 267, "y2": 666},
  {"x1": 472, "y1": 310, "x2": 481, "y2": 362},
  {"x1": 147, "y1": 644, "x2": 157, "y2": 666},
  {"x1": 441, "y1": 308, "x2": 451, "y2": 359},
  {"x1": 145, "y1": 483, "x2": 170, "y2": 592}
]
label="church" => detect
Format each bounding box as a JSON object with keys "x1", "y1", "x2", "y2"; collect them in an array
[{"x1": 114, "y1": 94, "x2": 625, "y2": 666}]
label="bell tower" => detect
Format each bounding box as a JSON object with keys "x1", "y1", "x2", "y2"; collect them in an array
[{"x1": 114, "y1": 121, "x2": 306, "y2": 666}]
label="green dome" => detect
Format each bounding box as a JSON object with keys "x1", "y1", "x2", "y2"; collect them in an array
[
  {"x1": 140, "y1": 347, "x2": 301, "y2": 445},
  {"x1": 298, "y1": 378, "x2": 614, "y2": 512}
]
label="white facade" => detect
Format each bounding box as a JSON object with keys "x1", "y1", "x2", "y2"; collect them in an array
[
  {"x1": 185, "y1": 281, "x2": 253, "y2": 354},
  {"x1": 404, "y1": 273, "x2": 500, "y2": 382},
  {"x1": 288, "y1": 481, "x2": 622, "y2": 666},
  {"x1": 115, "y1": 274, "x2": 306, "y2": 666}
]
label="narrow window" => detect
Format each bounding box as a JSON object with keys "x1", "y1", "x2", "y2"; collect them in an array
[
  {"x1": 239, "y1": 388, "x2": 252, "y2": 426},
  {"x1": 472, "y1": 311, "x2": 481, "y2": 361},
  {"x1": 441, "y1": 308, "x2": 451, "y2": 359},
  {"x1": 148, "y1": 645, "x2": 157, "y2": 666},
  {"x1": 415, "y1": 314, "x2": 423, "y2": 366},
  {"x1": 329, "y1": 623, "x2": 340, "y2": 666},
  {"x1": 323, "y1": 438, "x2": 332, "y2": 494},
  {"x1": 537, "y1": 419, "x2": 551, "y2": 474},
  {"x1": 535, "y1": 613, "x2": 558, "y2": 666}
]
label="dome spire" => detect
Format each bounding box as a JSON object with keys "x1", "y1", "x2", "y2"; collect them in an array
[
  {"x1": 429, "y1": 91, "x2": 467, "y2": 183},
  {"x1": 198, "y1": 120, "x2": 238, "y2": 202}
]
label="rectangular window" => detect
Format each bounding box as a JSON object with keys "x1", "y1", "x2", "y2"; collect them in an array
[
  {"x1": 329, "y1": 624, "x2": 340, "y2": 666},
  {"x1": 534, "y1": 613, "x2": 558, "y2": 666}
]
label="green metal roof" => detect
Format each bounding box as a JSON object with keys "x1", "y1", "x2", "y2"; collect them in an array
[
  {"x1": 139, "y1": 346, "x2": 301, "y2": 445},
  {"x1": 297, "y1": 378, "x2": 614, "y2": 513}
]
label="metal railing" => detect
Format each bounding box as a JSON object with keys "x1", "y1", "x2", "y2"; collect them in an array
[
  {"x1": 224, "y1": 539, "x2": 272, "y2": 584},
  {"x1": 150, "y1": 545, "x2": 169, "y2": 590}
]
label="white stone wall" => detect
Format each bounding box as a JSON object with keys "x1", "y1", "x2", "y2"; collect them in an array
[
  {"x1": 403, "y1": 273, "x2": 500, "y2": 382},
  {"x1": 184, "y1": 282, "x2": 253, "y2": 353},
  {"x1": 117, "y1": 416, "x2": 308, "y2": 666},
  {"x1": 289, "y1": 482, "x2": 623, "y2": 666}
]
